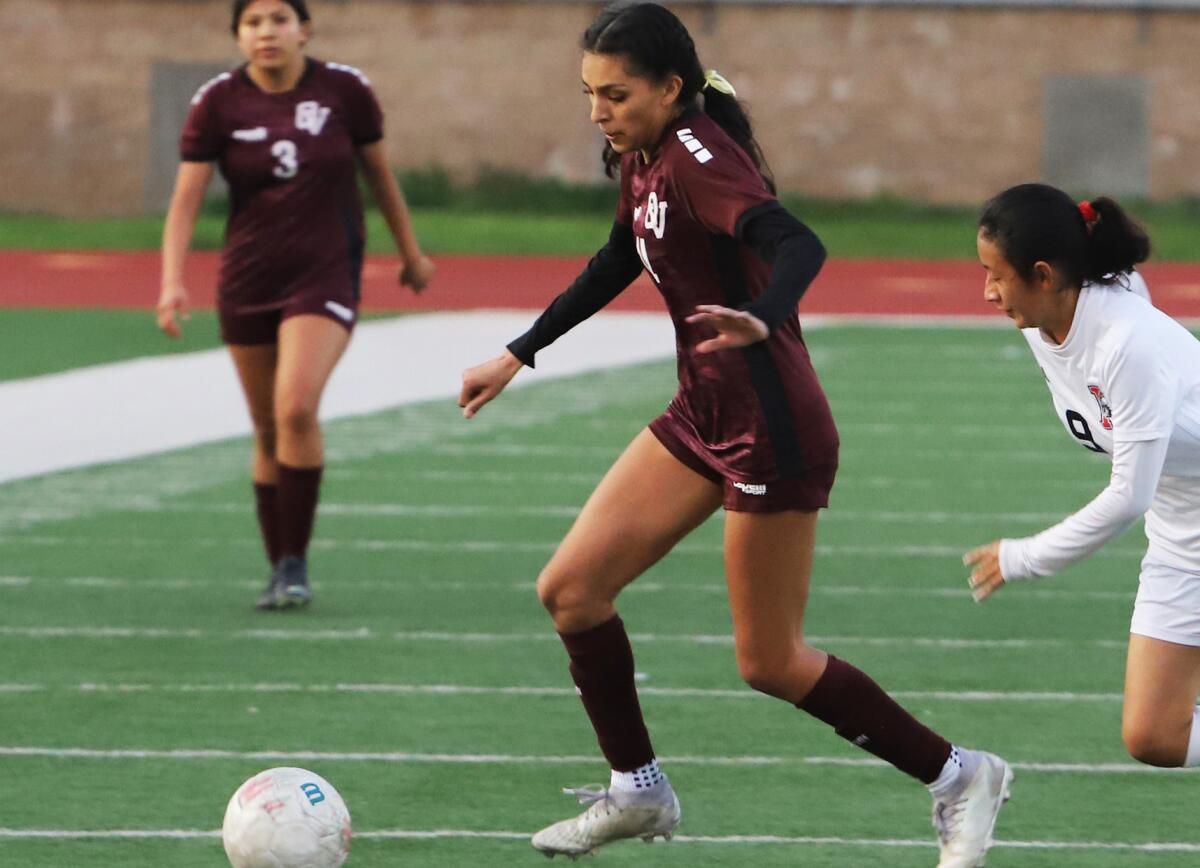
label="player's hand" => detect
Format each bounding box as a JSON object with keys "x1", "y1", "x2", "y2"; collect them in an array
[
  {"x1": 685, "y1": 304, "x2": 769, "y2": 353},
  {"x1": 399, "y1": 255, "x2": 435, "y2": 294},
  {"x1": 156, "y1": 284, "x2": 191, "y2": 338},
  {"x1": 460, "y1": 350, "x2": 523, "y2": 419},
  {"x1": 964, "y1": 541, "x2": 1004, "y2": 602}
]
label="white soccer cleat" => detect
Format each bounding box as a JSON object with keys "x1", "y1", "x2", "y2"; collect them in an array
[
  {"x1": 932, "y1": 751, "x2": 1013, "y2": 868},
  {"x1": 530, "y1": 777, "x2": 681, "y2": 859}
]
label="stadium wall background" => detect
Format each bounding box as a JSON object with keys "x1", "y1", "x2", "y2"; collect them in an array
[{"x1": 2, "y1": 0, "x2": 1199, "y2": 217}]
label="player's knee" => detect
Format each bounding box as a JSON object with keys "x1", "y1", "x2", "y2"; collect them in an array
[
  {"x1": 1122, "y1": 721, "x2": 1186, "y2": 767},
  {"x1": 251, "y1": 420, "x2": 277, "y2": 455},
  {"x1": 275, "y1": 399, "x2": 318, "y2": 438}
]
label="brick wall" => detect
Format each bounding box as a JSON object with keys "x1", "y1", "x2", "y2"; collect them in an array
[{"x1": 2, "y1": 0, "x2": 1198, "y2": 216}]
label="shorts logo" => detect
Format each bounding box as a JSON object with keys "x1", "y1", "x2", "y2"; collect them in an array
[
  {"x1": 1088, "y1": 384, "x2": 1113, "y2": 430},
  {"x1": 676, "y1": 128, "x2": 714, "y2": 164},
  {"x1": 733, "y1": 481, "x2": 767, "y2": 496},
  {"x1": 324, "y1": 300, "x2": 354, "y2": 323},
  {"x1": 232, "y1": 127, "x2": 268, "y2": 142},
  {"x1": 295, "y1": 101, "x2": 331, "y2": 136}
]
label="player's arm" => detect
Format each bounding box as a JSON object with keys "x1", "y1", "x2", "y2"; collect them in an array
[
  {"x1": 687, "y1": 203, "x2": 826, "y2": 352},
  {"x1": 459, "y1": 222, "x2": 643, "y2": 418},
  {"x1": 967, "y1": 436, "x2": 1168, "y2": 600},
  {"x1": 357, "y1": 140, "x2": 434, "y2": 292},
  {"x1": 158, "y1": 161, "x2": 214, "y2": 338}
]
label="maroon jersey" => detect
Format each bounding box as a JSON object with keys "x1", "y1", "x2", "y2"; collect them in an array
[
  {"x1": 180, "y1": 58, "x2": 383, "y2": 312},
  {"x1": 623, "y1": 111, "x2": 838, "y2": 487}
]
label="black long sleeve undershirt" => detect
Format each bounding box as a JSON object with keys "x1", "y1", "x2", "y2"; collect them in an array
[
  {"x1": 506, "y1": 203, "x2": 826, "y2": 367},
  {"x1": 735, "y1": 201, "x2": 827, "y2": 333},
  {"x1": 506, "y1": 221, "x2": 643, "y2": 368}
]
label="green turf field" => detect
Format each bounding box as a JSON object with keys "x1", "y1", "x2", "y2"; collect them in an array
[{"x1": 2, "y1": 325, "x2": 1195, "y2": 867}]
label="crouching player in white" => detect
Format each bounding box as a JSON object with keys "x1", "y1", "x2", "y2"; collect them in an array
[{"x1": 968, "y1": 182, "x2": 1200, "y2": 769}]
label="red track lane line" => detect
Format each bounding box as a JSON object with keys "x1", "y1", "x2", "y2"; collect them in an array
[{"x1": 2, "y1": 251, "x2": 1200, "y2": 318}]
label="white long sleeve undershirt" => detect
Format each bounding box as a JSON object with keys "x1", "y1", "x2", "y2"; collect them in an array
[{"x1": 998, "y1": 437, "x2": 1170, "y2": 581}]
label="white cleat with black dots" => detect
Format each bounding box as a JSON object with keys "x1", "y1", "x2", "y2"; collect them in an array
[
  {"x1": 531, "y1": 776, "x2": 681, "y2": 859},
  {"x1": 933, "y1": 750, "x2": 1013, "y2": 867}
]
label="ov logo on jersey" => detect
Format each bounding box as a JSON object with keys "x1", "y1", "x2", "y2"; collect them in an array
[
  {"x1": 643, "y1": 191, "x2": 668, "y2": 240},
  {"x1": 1088, "y1": 384, "x2": 1113, "y2": 430},
  {"x1": 295, "y1": 101, "x2": 331, "y2": 136}
]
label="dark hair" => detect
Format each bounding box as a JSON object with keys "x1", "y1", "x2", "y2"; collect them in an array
[
  {"x1": 582, "y1": 1, "x2": 774, "y2": 192},
  {"x1": 979, "y1": 183, "x2": 1150, "y2": 288},
  {"x1": 231, "y1": 0, "x2": 311, "y2": 35}
]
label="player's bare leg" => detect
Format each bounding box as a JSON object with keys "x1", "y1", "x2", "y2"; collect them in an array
[
  {"x1": 1123, "y1": 635, "x2": 1200, "y2": 767},
  {"x1": 532, "y1": 429, "x2": 722, "y2": 858},
  {"x1": 260, "y1": 314, "x2": 351, "y2": 609},
  {"x1": 724, "y1": 510, "x2": 1011, "y2": 868}
]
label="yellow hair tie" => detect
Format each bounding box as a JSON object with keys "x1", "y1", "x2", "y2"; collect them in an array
[{"x1": 703, "y1": 69, "x2": 736, "y2": 97}]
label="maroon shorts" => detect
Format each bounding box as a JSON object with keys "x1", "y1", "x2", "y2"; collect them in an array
[
  {"x1": 218, "y1": 293, "x2": 359, "y2": 346},
  {"x1": 649, "y1": 417, "x2": 837, "y2": 513}
]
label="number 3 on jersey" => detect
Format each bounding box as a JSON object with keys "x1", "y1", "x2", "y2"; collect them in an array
[{"x1": 272, "y1": 140, "x2": 299, "y2": 179}]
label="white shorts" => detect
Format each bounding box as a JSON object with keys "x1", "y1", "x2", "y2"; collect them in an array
[{"x1": 1130, "y1": 557, "x2": 1200, "y2": 647}]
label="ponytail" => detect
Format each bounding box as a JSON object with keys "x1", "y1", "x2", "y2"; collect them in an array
[
  {"x1": 1082, "y1": 197, "x2": 1151, "y2": 284},
  {"x1": 582, "y1": 2, "x2": 773, "y2": 191},
  {"x1": 979, "y1": 183, "x2": 1150, "y2": 288}
]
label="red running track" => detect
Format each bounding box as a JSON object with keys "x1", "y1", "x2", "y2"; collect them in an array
[{"x1": 3, "y1": 251, "x2": 1200, "y2": 319}]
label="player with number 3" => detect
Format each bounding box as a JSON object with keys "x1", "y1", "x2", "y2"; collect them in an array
[{"x1": 157, "y1": 0, "x2": 433, "y2": 609}]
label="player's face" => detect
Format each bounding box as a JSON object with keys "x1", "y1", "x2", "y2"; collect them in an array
[
  {"x1": 977, "y1": 230, "x2": 1057, "y2": 329},
  {"x1": 582, "y1": 52, "x2": 684, "y2": 156},
  {"x1": 236, "y1": 0, "x2": 310, "y2": 72}
]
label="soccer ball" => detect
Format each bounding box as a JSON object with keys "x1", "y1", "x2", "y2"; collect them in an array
[{"x1": 222, "y1": 767, "x2": 352, "y2": 868}]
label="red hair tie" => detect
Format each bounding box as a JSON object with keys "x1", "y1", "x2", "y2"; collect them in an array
[{"x1": 1078, "y1": 200, "x2": 1098, "y2": 226}]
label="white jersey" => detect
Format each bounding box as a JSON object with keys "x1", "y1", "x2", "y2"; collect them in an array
[{"x1": 1001, "y1": 273, "x2": 1200, "y2": 578}]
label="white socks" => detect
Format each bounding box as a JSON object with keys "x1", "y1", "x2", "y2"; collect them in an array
[
  {"x1": 1185, "y1": 706, "x2": 1200, "y2": 768},
  {"x1": 610, "y1": 758, "x2": 664, "y2": 792},
  {"x1": 928, "y1": 746, "x2": 979, "y2": 799}
]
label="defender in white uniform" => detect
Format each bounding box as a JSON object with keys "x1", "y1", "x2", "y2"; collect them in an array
[{"x1": 967, "y1": 183, "x2": 1200, "y2": 770}]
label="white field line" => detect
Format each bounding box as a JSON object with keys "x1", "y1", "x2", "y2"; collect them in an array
[
  {"x1": 0, "y1": 681, "x2": 1126, "y2": 703},
  {"x1": 0, "y1": 312, "x2": 675, "y2": 485},
  {"x1": 0, "y1": 625, "x2": 1129, "y2": 649},
  {"x1": 0, "y1": 535, "x2": 1148, "y2": 561},
  {"x1": 146, "y1": 501, "x2": 1074, "y2": 525},
  {"x1": 0, "y1": 575, "x2": 1135, "y2": 601},
  {"x1": 0, "y1": 746, "x2": 1186, "y2": 777},
  {"x1": 1, "y1": 826, "x2": 1198, "y2": 853}
]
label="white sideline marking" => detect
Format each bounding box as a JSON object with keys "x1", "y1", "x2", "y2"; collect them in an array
[
  {"x1": 0, "y1": 574, "x2": 1135, "y2": 601},
  {"x1": 0, "y1": 830, "x2": 1195, "y2": 854},
  {"x1": 0, "y1": 534, "x2": 1147, "y2": 561},
  {"x1": 0, "y1": 625, "x2": 1128, "y2": 649},
  {"x1": 0, "y1": 312, "x2": 675, "y2": 484},
  {"x1": 0, "y1": 746, "x2": 1186, "y2": 776},
  {"x1": 1, "y1": 826, "x2": 1198, "y2": 852},
  {"x1": 148, "y1": 501, "x2": 1073, "y2": 525},
  {"x1": 0, "y1": 681, "x2": 1125, "y2": 703}
]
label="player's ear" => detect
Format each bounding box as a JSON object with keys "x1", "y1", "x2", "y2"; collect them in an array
[
  {"x1": 1031, "y1": 260, "x2": 1056, "y2": 291},
  {"x1": 661, "y1": 74, "x2": 683, "y2": 108},
  {"x1": 300, "y1": 20, "x2": 313, "y2": 47}
]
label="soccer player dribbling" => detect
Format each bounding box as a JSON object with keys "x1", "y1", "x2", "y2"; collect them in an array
[
  {"x1": 459, "y1": 3, "x2": 1011, "y2": 863},
  {"x1": 156, "y1": 0, "x2": 433, "y2": 610},
  {"x1": 967, "y1": 183, "x2": 1200, "y2": 770}
]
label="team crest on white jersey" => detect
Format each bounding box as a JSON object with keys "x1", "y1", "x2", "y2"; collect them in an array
[
  {"x1": 643, "y1": 191, "x2": 668, "y2": 240},
  {"x1": 1088, "y1": 384, "x2": 1113, "y2": 430},
  {"x1": 295, "y1": 101, "x2": 331, "y2": 136}
]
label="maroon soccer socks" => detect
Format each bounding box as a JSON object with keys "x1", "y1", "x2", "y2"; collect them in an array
[
  {"x1": 253, "y1": 482, "x2": 282, "y2": 566},
  {"x1": 798, "y1": 654, "x2": 951, "y2": 784},
  {"x1": 559, "y1": 614, "x2": 657, "y2": 773},
  {"x1": 276, "y1": 463, "x2": 323, "y2": 561}
]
